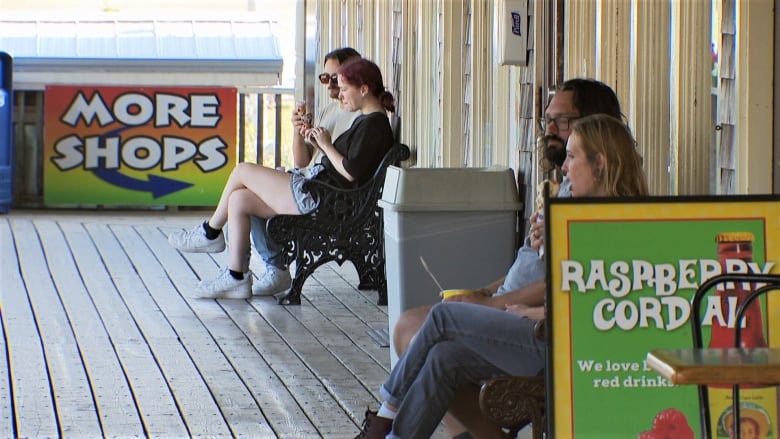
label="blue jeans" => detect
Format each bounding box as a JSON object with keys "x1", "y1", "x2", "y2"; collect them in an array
[
  {"x1": 249, "y1": 215, "x2": 284, "y2": 268},
  {"x1": 380, "y1": 302, "x2": 546, "y2": 439},
  {"x1": 247, "y1": 170, "x2": 319, "y2": 268}
]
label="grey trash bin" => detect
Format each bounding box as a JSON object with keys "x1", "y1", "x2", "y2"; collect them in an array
[{"x1": 379, "y1": 166, "x2": 523, "y2": 365}]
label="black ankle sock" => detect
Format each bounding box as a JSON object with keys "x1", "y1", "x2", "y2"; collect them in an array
[
  {"x1": 202, "y1": 221, "x2": 221, "y2": 240},
  {"x1": 452, "y1": 433, "x2": 475, "y2": 439},
  {"x1": 229, "y1": 269, "x2": 244, "y2": 280}
]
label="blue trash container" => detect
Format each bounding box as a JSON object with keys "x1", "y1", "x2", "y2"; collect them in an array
[{"x1": 0, "y1": 51, "x2": 13, "y2": 214}]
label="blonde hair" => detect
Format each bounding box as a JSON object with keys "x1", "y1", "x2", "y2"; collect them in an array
[{"x1": 570, "y1": 114, "x2": 649, "y2": 197}]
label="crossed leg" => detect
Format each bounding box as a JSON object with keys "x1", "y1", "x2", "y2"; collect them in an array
[
  {"x1": 393, "y1": 305, "x2": 504, "y2": 438},
  {"x1": 206, "y1": 162, "x2": 300, "y2": 272}
]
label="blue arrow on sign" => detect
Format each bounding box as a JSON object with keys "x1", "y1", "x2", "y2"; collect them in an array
[
  {"x1": 93, "y1": 168, "x2": 194, "y2": 198},
  {"x1": 90, "y1": 127, "x2": 195, "y2": 198}
]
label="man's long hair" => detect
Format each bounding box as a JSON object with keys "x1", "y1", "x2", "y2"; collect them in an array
[
  {"x1": 538, "y1": 78, "x2": 624, "y2": 172},
  {"x1": 324, "y1": 47, "x2": 361, "y2": 65},
  {"x1": 558, "y1": 78, "x2": 623, "y2": 121}
]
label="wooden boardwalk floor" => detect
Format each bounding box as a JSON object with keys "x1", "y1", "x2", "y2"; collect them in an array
[{"x1": 0, "y1": 210, "x2": 450, "y2": 439}]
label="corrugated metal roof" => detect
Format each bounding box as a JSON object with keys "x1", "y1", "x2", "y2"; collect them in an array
[
  {"x1": 0, "y1": 15, "x2": 284, "y2": 88},
  {"x1": 0, "y1": 17, "x2": 282, "y2": 61}
]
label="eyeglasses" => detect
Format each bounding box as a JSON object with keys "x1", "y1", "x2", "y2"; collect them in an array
[
  {"x1": 538, "y1": 115, "x2": 579, "y2": 132},
  {"x1": 318, "y1": 72, "x2": 338, "y2": 85}
]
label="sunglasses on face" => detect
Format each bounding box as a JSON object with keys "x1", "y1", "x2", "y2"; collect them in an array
[{"x1": 318, "y1": 73, "x2": 338, "y2": 85}]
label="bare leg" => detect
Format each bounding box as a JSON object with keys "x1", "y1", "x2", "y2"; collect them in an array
[
  {"x1": 393, "y1": 305, "x2": 433, "y2": 357},
  {"x1": 207, "y1": 163, "x2": 298, "y2": 272},
  {"x1": 207, "y1": 162, "x2": 298, "y2": 229}
]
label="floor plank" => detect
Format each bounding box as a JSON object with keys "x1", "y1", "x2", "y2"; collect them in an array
[
  {"x1": 12, "y1": 218, "x2": 95, "y2": 438},
  {"x1": 1, "y1": 211, "x2": 451, "y2": 439},
  {"x1": 37, "y1": 219, "x2": 141, "y2": 438}
]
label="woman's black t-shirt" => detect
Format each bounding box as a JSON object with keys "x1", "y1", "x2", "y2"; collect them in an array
[{"x1": 318, "y1": 112, "x2": 394, "y2": 188}]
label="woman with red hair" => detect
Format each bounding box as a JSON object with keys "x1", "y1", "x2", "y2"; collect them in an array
[{"x1": 168, "y1": 58, "x2": 395, "y2": 299}]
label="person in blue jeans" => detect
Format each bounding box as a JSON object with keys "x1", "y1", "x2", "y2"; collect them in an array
[
  {"x1": 248, "y1": 47, "x2": 363, "y2": 296},
  {"x1": 354, "y1": 114, "x2": 649, "y2": 438},
  {"x1": 389, "y1": 78, "x2": 624, "y2": 438},
  {"x1": 168, "y1": 58, "x2": 395, "y2": 300}
]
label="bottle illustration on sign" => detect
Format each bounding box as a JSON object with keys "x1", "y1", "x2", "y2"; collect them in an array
[{"x1": 708, "y1": 232, "x2": 778, "y2": 439}]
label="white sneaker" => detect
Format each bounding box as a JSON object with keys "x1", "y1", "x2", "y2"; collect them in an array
[
  {"x1": 252, "y1": 265, "x2": 292, "y2": 296},
  {"x1": 194, "y1": 268, "x2": 252, "y2": 299},
  {"x1": 168, "y1": 223, "x2": 226, "y2": 253}
]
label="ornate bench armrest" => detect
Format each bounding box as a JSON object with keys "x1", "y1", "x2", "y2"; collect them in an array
[
  {"x1": 264, "y1": 143, "x2": 410, "y2": 305},
  {"x1": 479, "y1": 375, "x2": 546, "y2": 438},
  {"x1": 478, "y1": 318, "x2": 547, "y2": 438}
]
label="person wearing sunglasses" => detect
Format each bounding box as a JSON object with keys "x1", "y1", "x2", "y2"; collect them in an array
[
  {"x1": 293, "y1": 47, "x2": 362, "y2": 171},
  {"x1": 167, "y1": 58, "x2": 395, "y2": 300},
  {"x1": 355, "y1": 114, "x2": 648, "y2": 439},
  {"x1": 243, "y1": 47, "x2": 362, "y2": 296}
]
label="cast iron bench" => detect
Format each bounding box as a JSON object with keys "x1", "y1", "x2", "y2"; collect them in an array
[{"x1": 266, "y1": 143, "x2": 410, "y2": 305}]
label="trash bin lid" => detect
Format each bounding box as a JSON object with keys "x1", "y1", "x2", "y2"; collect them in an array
[{"x1": 379, "y1": 165, "x2": 524, "y2": 212}]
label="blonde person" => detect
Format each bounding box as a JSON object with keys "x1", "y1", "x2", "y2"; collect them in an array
[
  {"x1": 354, "y1": 114, "x2": 649, "y2": 439},
  {"x1": 391, "y1": 79, "x2": 623, "y2": 439},
  {"x1": 168, "y1": 58, "x2": 395, "y2": 299}
]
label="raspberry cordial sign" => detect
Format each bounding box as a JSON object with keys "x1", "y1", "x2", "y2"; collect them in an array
[{"x1": 545, "y1": 196, "x2": 780, "y2": 438}]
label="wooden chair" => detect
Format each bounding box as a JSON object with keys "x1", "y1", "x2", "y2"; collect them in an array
[
  {"x1": 266, "y1": 143, "x2": 410, "y2": 305},
  {"x1": 478, "y1": 319, "x2": 547, "y2": 439}
]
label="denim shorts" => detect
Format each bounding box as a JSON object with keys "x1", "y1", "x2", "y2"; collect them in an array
[{"x1": 289, "y1": 172, "x2": 319, "y2": 214}]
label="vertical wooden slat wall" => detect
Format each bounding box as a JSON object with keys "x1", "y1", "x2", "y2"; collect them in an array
[
  {"x1": 735, "y1": 0, "x2": 773, "y2": 194},
  {"x1": 462, "y1": 2, "x2": 473, "y2": 168},
  {"x1": 442, "y1": 0, "x2": 467, "y2": 168},
  {"x1": 565, "y1": 0, "x2": 714, "y2": 196},
  {"x1": 716, "y1": 0, "x2": 736, "y2": 194},
  {"x1": 493, "y1": 51, "x2": 513, "y2": 167},
  {"x1": 595, "y1": 0, "x2": 631, "y2": 110},
  {"x1": 517, "y1": 0, "x2": 546, "y2": 230},
  {"x1": 564, "y1": 0, "x2": 596, "y2": 79},
  {"x1": 313, "y1": 1, "x2": 333, "y2": 113},
  {"x1": 467, "y1": 0, "x2": 493, "y2": 167},
  {"x1": 313, "y1": 0, "x2": 522, "y2": 170},
  {"x1": 629, "y1": 0, "x2": 671, "y2": 196},
  {"x1": 415, "y1": 0, "x2": 440, "y2": 166},
  {"x1": 391, "y1": 0, "x2": 404, "y2": 143},
  {"x1": 374, "y1": 1, "x2": 394, "y2": 92},
  {"x1": 310, "y1": 0, "x2": 773, "y2": 195},
  {"x1": 342, "y1": 0, "x2": 360, "y2": 53},
  {"x1": 357, "y1": 0, "x2": 376, "y2": 61},
  {"x1": 399, "y1": 0, "x2": 418, "y2": 164},
  {"x1": 670, "y1": 0, "x2": 712, "y2": 195}
]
